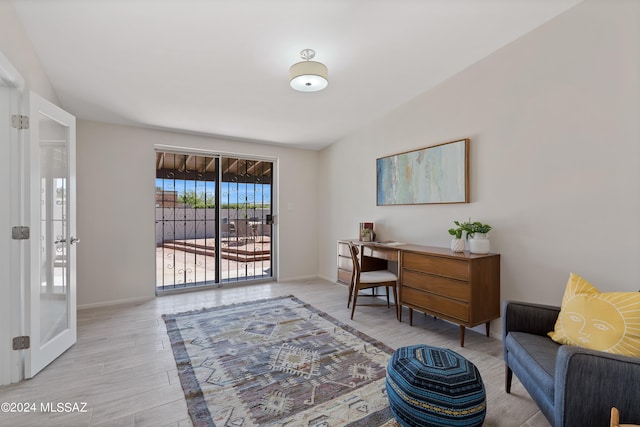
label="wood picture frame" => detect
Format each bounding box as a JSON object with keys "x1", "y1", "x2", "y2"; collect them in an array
[{"x1": 376, "y1": 138, "x2": 469, "y2": 205}]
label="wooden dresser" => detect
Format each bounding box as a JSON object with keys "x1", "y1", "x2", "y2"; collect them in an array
[{"x1": 400, "y1": 245, "x2": 500, "y2": 346}]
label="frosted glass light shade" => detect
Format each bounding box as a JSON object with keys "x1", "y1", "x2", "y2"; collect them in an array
[{"x1": 289, "y1": 60, "x2": 328, "y2": 92}]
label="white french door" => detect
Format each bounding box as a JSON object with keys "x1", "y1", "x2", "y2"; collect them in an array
[{"x1": 25, "y1": 92, "x2": 77, "y2": 378}]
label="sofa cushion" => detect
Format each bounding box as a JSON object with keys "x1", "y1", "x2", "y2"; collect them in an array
[
  {"x1": 505, "y1": 332, "x2": 560, "y2": 399},
  {"x1": 548, "y1": 273, "x2": 640, "y2": 357}
]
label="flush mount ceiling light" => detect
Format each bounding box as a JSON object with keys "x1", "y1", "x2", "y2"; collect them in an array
[{"x1": 289, "y1": 49, "x2": 328, "y2": 92}]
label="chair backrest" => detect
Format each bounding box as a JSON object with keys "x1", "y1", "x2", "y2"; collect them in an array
[{"x1": 348, "y1": 243, "x2": 361, "y2": 278}]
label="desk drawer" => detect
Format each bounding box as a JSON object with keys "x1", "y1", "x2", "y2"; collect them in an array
[
  {"x1": 402, "y1": 288, "x2": 469, "y2": 322},
  {"x1": 338, "y1": 243, "x2": 351, "y2": 257},
  {"x1": 337, "y1": 269, "x2": 352, "y2": 284},
  {"x1": 363, "y1": 246, "x2": 398, "y2": 261},
  {"x1": 402, "y1": 270, "x2": 470, "y2": 301},
  {"x1": 338, "y1": 256, "x2": 352, "y2": 271},
  {"x1": 403, "y1": 252, "x2": 469, "y2": 281}
]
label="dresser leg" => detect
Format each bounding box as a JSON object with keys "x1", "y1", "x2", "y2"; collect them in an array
[
  {"x1": 485, "y1": 321, "x2": 491, "y2": 337},
  {"x1": 460, "y1": 326, "x2": 466, "y2": 347},
  {"x1": 409, "y1": 308, "x2": 413, "y2": 326}
]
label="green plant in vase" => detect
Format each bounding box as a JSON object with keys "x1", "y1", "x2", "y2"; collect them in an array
[
  {"x1": 448, "y1": 219, "x2": 493, "y2": 253},
  {"x1": 448, "y1": 220, "x2": 467, "y2": 252},
  {"x1": 464, "y1": 220, "x2": 492, "y2": 237},
  {"x1": 464, "y1": 219, "x2": 492, "y2": 254}
]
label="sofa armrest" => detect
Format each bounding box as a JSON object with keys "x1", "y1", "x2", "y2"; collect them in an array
[
  {"x1": 555, "y1": 345, "x2": 640, "y2": 427},
  {"x1": 502, "y1": 300, "x2": 560, "y2": 340}
]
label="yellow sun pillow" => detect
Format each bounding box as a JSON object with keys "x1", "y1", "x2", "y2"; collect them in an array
[{"x1": 548, "y1": 273, "x2": 640, "y2": 357}]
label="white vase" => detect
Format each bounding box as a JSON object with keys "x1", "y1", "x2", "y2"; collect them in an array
[
  {"x1": 451, "y1": 238, "x2": 465, "y2": 253},
  {"x1": 469, "y1": 233, "x2": 490, "y2": 254}
]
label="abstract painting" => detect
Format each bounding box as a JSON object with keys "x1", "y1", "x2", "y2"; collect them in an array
[{"x1": 377, "y1": 139, "x2": 469, "y2": 205}]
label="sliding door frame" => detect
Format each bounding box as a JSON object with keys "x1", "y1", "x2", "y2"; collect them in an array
[{"x1": 154, "y1": 145, "x2": 278, "y2": 293}]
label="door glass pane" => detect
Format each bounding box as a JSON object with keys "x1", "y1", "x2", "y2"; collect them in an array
[
  {"x1": 39, "y1": 115, "x2": 68, "y2": 343},
  {"x1": 156, "y1": 152, "x2": 218, "y2": 290},
  {"x1": 220, "y1": 157, "x2": 272, "y2": 282}
]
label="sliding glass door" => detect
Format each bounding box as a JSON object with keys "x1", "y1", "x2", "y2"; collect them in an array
[
  {"x1": 155, "y1": 150, "x2": 273, "y2": 291},
  {"x1": 220, "y1": 157, "x2": 273, "y2": 282}
]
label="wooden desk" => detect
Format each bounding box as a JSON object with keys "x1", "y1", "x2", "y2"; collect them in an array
[
  {"x1": 337, "y1": 240, "x2": 400, "y2": 282},
  {"x1": 337, "y1": 240, "x2": 399, "y2": 284},
  {"x1": 337, "y1": 240, "x2": 500, "y2": 347}
]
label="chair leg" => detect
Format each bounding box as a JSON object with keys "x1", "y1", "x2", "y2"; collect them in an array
[
  {"x1": 347, "y1": 283, "x2": 353, "y2": 308},
  {"x1": 505, "y1": 364, "x2": 513, "y2": 393},
  {"x1": 391, "y1": 284, "x2": 399, "y2": 320},
  {"x1": 611, "y1": 407, "x2": 620, "y2": 427},
  {"x1": 386, "y1": 286, "x2": 390, "y2": 308},
  {"x1": 351, "y1": 288, "x2": 358, "y2": 320}
]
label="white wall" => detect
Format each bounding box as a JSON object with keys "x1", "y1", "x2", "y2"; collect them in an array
[
  {"x1": 0, "y1": 2, "x2": 57, "y2": 103},
  {"x1": 318, "y1": 0, "x2": 640, "y2": 335},
  {"x1": 76, "y1": 120, "x2": 318, "y2": 307}
]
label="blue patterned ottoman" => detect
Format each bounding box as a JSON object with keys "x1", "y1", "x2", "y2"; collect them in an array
[{"x1": 386, "y1": 345, "x2": 486, "y2": 427}]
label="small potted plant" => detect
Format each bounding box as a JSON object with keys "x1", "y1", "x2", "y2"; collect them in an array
[
  {"x1": 465, "y1": 220, "x2": 492, "y2": 254},
  {"x1": 448, "y1": 220, "x2": 467, "y2": 252},
  {"x1": 360, "y1": 228, "x2": 373, "y2": 242}
]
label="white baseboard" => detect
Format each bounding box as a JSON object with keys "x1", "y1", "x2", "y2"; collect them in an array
[
  {"x1": 278, "y1": 274, "x2": 320, "y2": 282},
  {"x1": 317, "y1": 274, "x2": 336, "y2": 283},
  {"x1": 77, "y1": 296, "x2": 153, "y2": 310}
]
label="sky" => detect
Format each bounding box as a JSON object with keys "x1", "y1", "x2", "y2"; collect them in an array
[{"x1": 156, "y1": 179, "x2": 271, "y2": 204}]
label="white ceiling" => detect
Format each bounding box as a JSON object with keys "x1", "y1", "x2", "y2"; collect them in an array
[{"x1": 12, "y1": 0, "x2": 582, "y2": 150}]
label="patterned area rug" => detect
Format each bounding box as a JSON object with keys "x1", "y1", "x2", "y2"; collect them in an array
[{"x1": 163, "y1": 295, "x2": 395, "y2": 427}]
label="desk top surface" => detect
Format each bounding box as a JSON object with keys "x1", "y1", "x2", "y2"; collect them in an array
[{"x1": 339, "y1": 239, "x2": 500, "y2": 260}]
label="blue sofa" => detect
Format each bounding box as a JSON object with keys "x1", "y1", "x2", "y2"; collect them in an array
[{"x1": 502, "y1": 301, "x2": 640, "y2": 427}]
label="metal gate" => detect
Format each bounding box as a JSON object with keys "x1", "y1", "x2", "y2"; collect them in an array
[{"x1": 155, "y1": 151, "x2": 273, "y2": 291}]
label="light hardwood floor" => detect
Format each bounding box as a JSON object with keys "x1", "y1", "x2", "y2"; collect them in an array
[{"x1": 0, "y1": 278, "x2": 550, "y2": 427}]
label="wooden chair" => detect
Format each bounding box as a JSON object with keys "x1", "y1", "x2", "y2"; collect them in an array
[
  {"x1": 347, "y1": 242, "x2": 398, "y2": 320},
  {"x1": 611, "y1": 407, "x2": 640, "y2": 427}
]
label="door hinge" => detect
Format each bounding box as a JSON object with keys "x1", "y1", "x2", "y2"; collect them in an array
[
  {"x1": 11, "y1": 115, "x2": 29, "y2": 130},
  {"x1": 12, "y1": 226, "x2": 30, "y2": 240},
  {"x1": 12, "y1": 336, "x2": 30, "y2": 350}
]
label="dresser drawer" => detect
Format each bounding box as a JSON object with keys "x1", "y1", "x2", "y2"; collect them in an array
[
  {"x1": 402, "y1": 269, "x2": 470, "y2": 301},
  {"x1": 363, "y1": 245, "x2": 398, "y2": 261},
  {"x1": 403, "y1": 252, "x2": 469, "y2": 281},
  {"x1": 402, "y1": 287, "x2": 469, "y2": 322}
]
